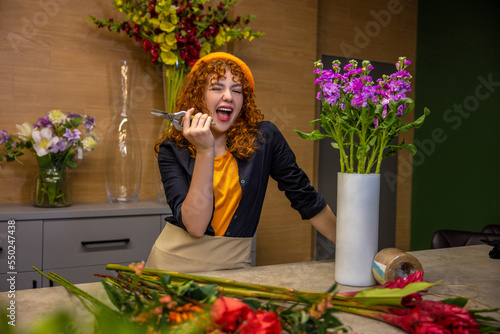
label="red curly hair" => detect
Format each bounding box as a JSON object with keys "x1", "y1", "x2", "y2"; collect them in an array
[{"x1": 154, "y1": 58, "x2": 263, "y2": 159}]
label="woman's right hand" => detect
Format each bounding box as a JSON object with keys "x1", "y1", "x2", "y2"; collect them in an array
[
  {"x1": 180, "y1": 108, "x2": 215, "y2": 237},
  {"x1": 182, "y1": 108, "x2": 214, "y2": 152}
]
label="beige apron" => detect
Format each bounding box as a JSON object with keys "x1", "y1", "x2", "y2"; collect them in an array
[{"x1": 146, "y1": 223, "x2": 252, "y2": 273}]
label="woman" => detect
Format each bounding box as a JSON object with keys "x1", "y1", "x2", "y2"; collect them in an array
[{"x1": 146, "y1": 52, "x2": 336, "y2": 273}]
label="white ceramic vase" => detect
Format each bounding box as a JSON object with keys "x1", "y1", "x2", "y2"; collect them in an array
[{"x1": 335, "y1": 172, "x2": 380, "y2": 286}]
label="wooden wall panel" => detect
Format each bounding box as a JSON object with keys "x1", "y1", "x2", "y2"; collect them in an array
[{"x1": 231, "y1": 0, "x2": 320, "y2": 265}]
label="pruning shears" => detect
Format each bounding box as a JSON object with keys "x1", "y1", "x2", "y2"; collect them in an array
[{"x1": 151, "y1": 109, "x2": 216, "y2": 131}]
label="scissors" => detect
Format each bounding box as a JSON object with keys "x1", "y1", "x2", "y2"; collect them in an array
[{"x1": 151, "y1": 109, "x2": 216, "y2": 131}]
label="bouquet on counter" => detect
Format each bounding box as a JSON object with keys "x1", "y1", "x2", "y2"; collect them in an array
[
  {"x1": 14, "y1": 263, "x2": 499, "y2": 334},
  {"x1": 0, "y1": 109, "x2": 99, "y2": 206},
  {"x1": 295, "y1": 57, "x2": 430, "y2": 174}
]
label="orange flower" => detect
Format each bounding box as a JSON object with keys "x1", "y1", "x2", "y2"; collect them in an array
[
  {"x1": 168, "y1": 303, "x2": 204, "y2": 324},
  {"x1": 128, "y1": 260, "x2": 145, "y2": 276}
]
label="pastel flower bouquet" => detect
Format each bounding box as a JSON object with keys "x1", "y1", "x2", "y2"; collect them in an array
[
  {"x1": 89, "y1": 0, "x2": 264, "y2": 115},
  {"x1": 295, "y1": 57, "x2": 431, "y2": 174},
  {"x1": 0, "y1": 110, "x2": 98, "y2": 207}
]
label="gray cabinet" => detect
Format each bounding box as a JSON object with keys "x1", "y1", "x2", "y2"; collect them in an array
[{"x1": 0, "y1": 201, "x2": 171, "y2": 291}]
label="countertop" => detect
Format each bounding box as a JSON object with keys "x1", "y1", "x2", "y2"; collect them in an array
[{"x1": 1, "y1": 244, "x2": 499, "y2": 333}]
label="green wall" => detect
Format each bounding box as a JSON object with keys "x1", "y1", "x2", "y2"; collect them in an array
[{"x1": 411, "y1": 0, "x2": 500, "y2": 250}]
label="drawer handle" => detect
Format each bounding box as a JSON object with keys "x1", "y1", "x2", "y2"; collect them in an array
[{"x1": 81, "y1": 238, "x2": 130, "y2": 248}]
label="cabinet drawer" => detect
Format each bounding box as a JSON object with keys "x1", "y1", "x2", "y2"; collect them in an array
[
  {"x1": 44, "y1": 216, "x2": 160, "y2": 270},
  {"x1": 0, "y1": 220, "x2": 43, "y2": 274},
  {"x1": 0, "y1": 271, "x2": 43, "y2": 291}
]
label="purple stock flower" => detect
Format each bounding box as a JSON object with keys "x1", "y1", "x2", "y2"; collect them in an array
[
  {"x1": 322, "y1": 82, "x2": 341, "y2": 105},
  {"x1": 0, "y1": 130, "x2": 10, "y2": 144}
]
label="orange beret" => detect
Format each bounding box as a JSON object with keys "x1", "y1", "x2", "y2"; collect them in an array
[{"x1": 190, "y1": 52, "x2": 255, "y2": 91}]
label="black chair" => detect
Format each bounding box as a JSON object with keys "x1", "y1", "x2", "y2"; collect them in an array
[
  {"x1": 481, "y1": 224, "x2": 500, "y2": 234},
  {"x1": 431, "y1": 229, "x2": 500, "y2": 249}
]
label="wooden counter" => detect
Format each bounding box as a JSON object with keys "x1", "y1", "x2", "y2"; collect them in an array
[{"x1": 1, "y1": 245, "x2": 499, "y2": 333}]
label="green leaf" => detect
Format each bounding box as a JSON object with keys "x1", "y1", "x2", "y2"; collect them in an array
[
  {"x1": 67, "y1": 160, "x2": 78, "y2": 169},
  {"x1": 70, "y1": 117, "x2": 83, "y2": 128},
  {"x1": 308, "y1": 118, "x2": 321, "y2": 126},
  {"x1": 326, "y1": 283, "x2": 338, "y2": 294},
  {"x1": 356, "y1": 145, "x2": 370, "y2": 159},
  {"x1": 101, "y1": 281, "x2": 126, "y2": 311},
  {"x1": 440, "y1": 297, "x2": 468, "y2": 307},
  {"x1": 413, "y1": 107, "x2": 430, "y2": 128},
  {"x1": 331, "y1": 142, "x2": 340, "y2": 149},
  {"x1": 344, "y1": 281, "x2": 439, "y2": 306},
  {"x1": 242, "y1": 298, "x2": 263, "y2": 310},
  {"x1": 384, "y1": 143, "x2": 417, "y2": 157},
  {"x1": 294, "y1": 128, "x2": 329, "y2": 140},
  {"x1": 37, "y1": 154, "x2": 52, "y2": 168},
  {"x1": 27, "y1": 311, "x2": 81, "y2": 334},
  {"x1": 338, "y1": 117, "x2": 358, "y2": 133},
  {"x1": 379, "y1": 111, "x2": 396, "y2": 128},
  {"x1": 159, "y1": 273, "x2": 171, "y2": 290},
  {"x1": 47, "y1": 180, "x2": 56, "y2": 204}
]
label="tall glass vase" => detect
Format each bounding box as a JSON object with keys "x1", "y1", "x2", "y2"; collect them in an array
[
  {"x1": 155, "y1": 63, "x2": 186, "y2": 203},
  {"x1": 104, "y1": 60, "x2": 142, "y2": 203}
]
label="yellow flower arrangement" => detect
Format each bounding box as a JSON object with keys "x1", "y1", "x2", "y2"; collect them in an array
[{"x1": 89, "y1": 0, "x2": 264, "y2": 113}]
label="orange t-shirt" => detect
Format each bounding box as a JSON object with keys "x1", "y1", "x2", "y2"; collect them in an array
[{"x1": 212, "y1": 151, "x2": 242, "y2": 236}]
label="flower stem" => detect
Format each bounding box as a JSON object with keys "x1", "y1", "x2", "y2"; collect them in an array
[{"x1": 375, "y1": 132, "x2": 388, "y2": 174}]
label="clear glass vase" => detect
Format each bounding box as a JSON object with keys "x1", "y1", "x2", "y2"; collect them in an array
[
  {"x1": 32, "y1": 165, "x2": 71, "y2": 207},
  {"x1": 104, "y1": 60, "x2": 142, "y2": 203}
]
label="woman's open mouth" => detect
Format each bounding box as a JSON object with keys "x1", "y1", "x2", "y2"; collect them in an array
[{"x1": 215, "y1": 106, "x2": 233, "y2": 122}]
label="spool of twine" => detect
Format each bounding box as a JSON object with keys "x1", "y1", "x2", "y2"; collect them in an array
[{"x1": 372, "y1": 248, "x2": 424, "y2": 285}]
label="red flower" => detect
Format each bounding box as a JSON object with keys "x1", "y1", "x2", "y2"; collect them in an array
[
  {"x1": 379, "y1": 271, "x2": 425, "y2": 305},
  {"x1": 210, "y1": 296, "x2": 251, "y2": 332},
  {"x1": 148, "y1": 0, "x2": 156, "y2": 12},
  {"x1": 378, "y1": 271, "x2": 424, "y2": 289},
  {"x1": 238, "y1": 310, "x2": 282, "y2": 334},
  {"x1": 175, "y1": 32, "x2": 188, "y2": 43},
  {"x1": 142, "y1": 39, "x2": 151, "y2": 52},
  {"x1": 150, "y1": 43, "x2": 159, "y2": 63},
  {"x1": 380, "y1": 300, "x2": 480, "y2": 334},
  {"x1": 413, "y1": 322, "x2": 450, "y2": 334}
]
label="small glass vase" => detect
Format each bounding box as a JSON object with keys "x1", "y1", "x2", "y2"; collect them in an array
[
  {"x1": 32, "y1": 165, "x2": 71, "y2": 207},
  {"x1": 104, "y1": 59, "x2": 142, "y2": 203}
]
